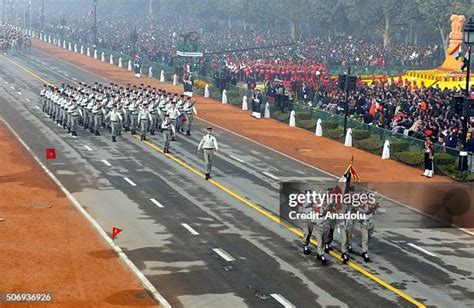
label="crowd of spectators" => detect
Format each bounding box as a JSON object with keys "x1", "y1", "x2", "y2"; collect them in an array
[
  {"x1": 37, "y1": 10, "x2": 473, "y2": 150},
  {"x1": 40, "y1": 11, "x2": 442, "y2": 80},
  {"x1": 315, "y1": 80, "x2": 474, "y2": 151}
]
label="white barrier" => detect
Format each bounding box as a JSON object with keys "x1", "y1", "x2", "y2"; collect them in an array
[
  {"x1": 222, "y1": 89, "x2": 227, "y2": 104},
  {"x1": 344, "y1": 128, "x2": 352, "y2": 147},
  {"x1": 242, "y1": 96, "x2": 248, "y2": 110},
  {"x1": 289, "y1": 110, "x2": 296, "y2": 127},
  {"x1": 315, "y1": 119, "x2": 323, "y2": 136}
]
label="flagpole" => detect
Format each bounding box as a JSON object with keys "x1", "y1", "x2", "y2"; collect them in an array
[{"x1": 462, "y1": 45, "x2": 471, "y2": 150}]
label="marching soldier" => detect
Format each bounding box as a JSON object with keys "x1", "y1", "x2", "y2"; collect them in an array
[
  {"x1": 85, "y1": 94, "x2": 95, "y2": 131},
  {"x1": 161, "y1": 114, "x2": 175, "y2": 153},
  {"x1": 166, "y1": 101, "x2": 181, "y2": 141},
  {"x1": 183, "y1": 96, "x2": 197, "y2": 136},
  {"x1": 301, "y1": 192, "x2": 329, "y2": 265},
  {"x1": 339, "y1": 205, "x2": 355, "y2": 264},
  {"x1": 92, "y1": 100, "x2": 103, "y2": 136},
  {"x1": 40, "y1": 84, "x2": 47, "y2": 112},
  {"x1": 67, "y1": 100, "x2": 80, "y2": 137},
  {"x1": 129, "y1": 99, "x2": 139, "y2": 135},
  {"x1": 197, "y1": 127, "x2": 218, "y2": 180},
  {"x1": 354, "y1": 201, "x2": 378, "y2": 262},
  {"x1": 105, "y1": 105, "x2": 123, "y2": 142},
  {"x1": 148, "y1": 98, "x2": 159, "y2": 135},
  {"x1": 138, "y1": 103, "x2": 152, "y2": 141}
]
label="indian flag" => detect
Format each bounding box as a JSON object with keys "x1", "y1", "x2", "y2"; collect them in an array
[
  {"x1": 449, "y1": 43, "x2": 462, "y2": 60},
  {"x1": 461, "y1": 47, "x2": 470, "y2": 71}
]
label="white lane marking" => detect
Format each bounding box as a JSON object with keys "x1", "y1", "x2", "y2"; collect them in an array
[
  {"x1": 101, "y1": 159, "x2": 112, "y2": 167},
  {"x1": 408, "y1": 243, "x2": 436, "y2": 257},
  {"x1": 84, "y1": 145, "x2": 93, "y2": 151},
  {"x1": 124, "y1": 177, "x2": 137, "y2": 187},
  {"x1": 17, "y1": 91, "x2": 22, "y2": 95},
  {"x1": 262, "y1": 171, "x2": 279, "y2": 180},
  {"x1": 229, "y1": 155, "x2": 245, "y2": 163},
  {"x1": 72, "y1": 77, "x2": 77, "y2": 81},
  {"x1": 0, "y1": 119, "x2": 171, "y2": 308},
  {"x1": 26, "y1": 98, "x2": 31, "y2": 101},
  {"x1": 181, "y1": 223, "x2": 199, "y2": 235},
  {"x1": 212, "y1": 248, "x2": 235, "y2": 262},
  {"x1": 10, "y1": 86, "x2": 15, "y2": 90},
  {"x1": 4, "y1": 81, "x2": 8, "y2": 84},
  {"x1": 34, "y1": 106, "x2": 40, "y2": 109},
  {"x1": 271, "y1": 294, "x2": 296, "y2": 308},
  {"x1": 150, "y1": 198, "x2": 164, "y2": 208}
]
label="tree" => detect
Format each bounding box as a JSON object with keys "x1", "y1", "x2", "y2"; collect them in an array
[{"x1": 417, "y1": 0, "x2": 472, "y2": 52}]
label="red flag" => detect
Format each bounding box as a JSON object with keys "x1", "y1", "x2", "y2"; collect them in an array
[
  {"x1": 112, "y1": 227, "x2": 122, "y2": 240},
  {"x1": 46, "y1": 148, "x2": 56, "y2": 160}
]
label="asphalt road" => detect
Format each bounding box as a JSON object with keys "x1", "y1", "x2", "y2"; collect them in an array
[{"x1": 0, "y1": 48, "x2": 473, "y2": 307}]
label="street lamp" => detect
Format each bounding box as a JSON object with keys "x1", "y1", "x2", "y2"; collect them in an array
[
  {"x1": 92, "y1": 0, "x2": 97, "y2": 46},
  {"x1": 459, "y1": 17, "x2": 474, "y2": 171}
]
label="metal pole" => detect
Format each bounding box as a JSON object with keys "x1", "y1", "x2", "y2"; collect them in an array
[
  {"x1": 1, "y1": 0, "x2": 5, "y2": 25},
  {"x1": 463, "y1": 45, "x2": 471, "y2": 149},
  {"x1": 93, "y1": 0, "x2": 97, "y2": 45},
  {"x1": 28, "y1": 0, "x2": 31, "y2": 29},
  {"x1": 41, "y1": 0, "x2": 44, "y2": 31},
  {"x1": 343, "y1": 66, "x2": 352, "y2": 134}
]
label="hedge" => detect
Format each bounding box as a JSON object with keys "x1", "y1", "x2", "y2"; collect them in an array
[
  {"x1": 390, "y1": 139, "x2": 410, "y2": 153},
  {"x1": 325, "y1": 127, "x2": 344, "y2": 140},
  {"x1": 352, "y1": 129, "x2": 370, "y2": 140},
  {"x1": 322, "y1": 121, "x2": 339, "y2": 130},
  {"x1": 273, "y1": 111, "x2": 290, "y2": 122},
  {"x1": 296, "y1": 111, "x2": 312, "y2": 121},
  {"x1": 392, "y1": 151, "x2": 424, "y2": 168},
  {"x1": 355, "y1": 138, "x2": 384, "y2": 155},
  {"x1": 297, "y1": 119, "x2": 317, "y2": 132},
  {"x1": 434, "y1": 153, "x2": 456, "y2": 166}
]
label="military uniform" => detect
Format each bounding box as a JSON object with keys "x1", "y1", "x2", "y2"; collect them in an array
[
  {"x1": 105, "y1": 108, "x2": 123, "y2": 142},
  {"x1": 161, "y1": 116, "x2": 174, "y2": 153},
  {"x1": 138, "y1": 105, "x2": 151, "y2": 141},
  {"x1": 183, "y1": 98, "x2": 197, "y2": 136},
  {"x1": 198, "y1": 129, "x2": 218, "y2": 180}
]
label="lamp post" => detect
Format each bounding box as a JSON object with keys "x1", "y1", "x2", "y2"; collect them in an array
[
  {"x1": 92, "y1": 0, "x2": 97, "y2": 46},
  {"x1": 459, "y1": 17, "x2": 474, "y2": 172},
  {"x1": 41, "y1": 0, "x2": 44, "y2": 31}
]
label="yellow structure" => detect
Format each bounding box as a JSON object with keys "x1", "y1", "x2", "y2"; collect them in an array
[{"x1": 404, "y1": 14, "x2": 472, "y2": 86}]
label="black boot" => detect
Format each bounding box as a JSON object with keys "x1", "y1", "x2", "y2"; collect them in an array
[
  {"x1": 362, "y1": 252, "x2": 371, "y2": 263},
  {"x1": 95, "y1": 130, "x2": 100, "y2": 136},
  {"x1": 186, "y1": 131, "x2": 191, "y2": 136},
  {"x1": 324, "y1": 243, "x2": 332, "y2": 254},
  {"x1": 303, "y1": 245, "x2": 312, "y2": 255},
  {"x1": 150, "y1": 130, "x2": 155, "y2": 135},
  {"x1": 317, "y1": 254, "x2": 327, "y2": 265},
  {"x1": 90, "y1": 128, "x2": 94, "y2": 133},
  {"x1": 205, "y1": 173, "x2": 210, "y2": 180},
  {"x1": 140, "y1": 135, "x2": 144, "y2": 141},
  {"x1": 341, "y1": 253, "x2": 349, "y2": 264},
  {"x1": 72, "y1": 131, "x2": 77, "y2": 137},
  {"x1": 112, "y1": 136, "x2": 116, "y2": 142}
]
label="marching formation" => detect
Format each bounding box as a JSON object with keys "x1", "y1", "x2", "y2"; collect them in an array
[
  {"x1": 301, "y1": 166, "x2": 378, "y2": 266},
  {"x1": 0, "y1": 25, "x2": 32, "y2": 54},
  {"x1": 39, "y1": 82, "x2": 218, "y2": 179}
]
